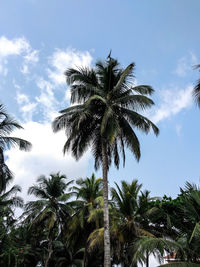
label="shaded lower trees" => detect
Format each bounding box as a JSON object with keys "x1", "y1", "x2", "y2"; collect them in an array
[{"x1": 2, "y1": 175, "x2": 200, "y2": 267}]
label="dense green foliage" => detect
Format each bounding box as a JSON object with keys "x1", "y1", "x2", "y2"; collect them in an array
[{"x1": 1, "y1": 172, "x2": 200, "y2": 267}]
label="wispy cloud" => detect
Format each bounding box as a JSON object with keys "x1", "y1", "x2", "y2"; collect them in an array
[
  {"x1": 9, "y1": 45, "x2": 93, "y2": 122},
  {"x1": 151, "y1": 85, "x2": 193, "y2": 123},
  {"x1": 47, "y1": 48, "x2": 93, "y2": 85},
  {"x1": 16, "y1": 92, "x2": 38, "y2": 121},
  {"x1": 35, "y1": 78, "x2": 58, "y2": 121},
  {"x1": 174, "y1": 52, "x2": 198, "y2": 77},
  {"x1": 0, "y1": 36, "x2": 39, "y2": 76}
]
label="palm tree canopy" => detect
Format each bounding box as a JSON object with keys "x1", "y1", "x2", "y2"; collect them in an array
[
  {"x1": 24, "y1": 173, "x2": 74, "y2": 229},
  {"x1": 52, "y1": 57, "x2": 159, "y2": 170},
  {"x1": 0, "y1": 103, "x2": 32, "y2": 191},
  {"x1": 72, "y1": 173, "x2": 103, "y2": 204},
  {"x1": 0, "y1": 104, "x2": 32, "y2": 151},
  {"x1": 193, "y1": 65, "x2": 200, "y2": 107},
  {"x1": 28, "y1": 173, "x2": 72, "y2": 199},
  {"x1": 111, "y1": 179, "x2": 142, "y2": 220}
]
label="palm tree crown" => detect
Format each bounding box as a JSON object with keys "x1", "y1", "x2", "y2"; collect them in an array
[
  {"x1": 0, "y1": 104, "x2": 32, "y2": 191},
  {"x1": 193, "y1": 65, "x2": 200, "y2": 107},
  {"x1": 24, "y1": 173, "x2": 73, "y2": 224},
  {"x1": 53, "y1": 57, "x2": 159, "y2": 169},
  {"x1": 73, "y1": 173, "x2": 103, "y2": 205}
]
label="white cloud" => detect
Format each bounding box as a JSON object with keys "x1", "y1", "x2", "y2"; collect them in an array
[
  {"x1": 174, "y1": 52, "x2": 198, "y2": 77},
  {"x1": 5, "y1": 121, "x2": 90, "y2": 202},
  {"x1": 27, "y1": 48, "x2": 93, "y2": 121},
  {"x1": 0, "y1": 36, "x2": 29, "y2": 57},
  {"x1": 47, "y1": 48, "x2": 93, "y2": 85},
  {"x1": 13, "y1": 47, "x2": 93, "y2": 125},
  {"x1": 13, "y1": 80, "x2": 22, "y2": 90},
  {"x1": 0, "y1": 36, "x2": 39, "y2": 76},
  {"x1": 190, "y1": 51, "x2": 198, "y2": 66},
  {"x1": 20, "y1": 64, "x2": 29, "y2": 74},
  {"x1": 24, "y1": 49, "x2": 39, "y2": 64},
  {"x1": 174, "y1": 57, "x2": 188, "y2": 77},
  {"x1": 35, "y1": 78, "x2": 59, "y2": 121},
  {"x1": 16, "y1": 92, "x2": 37, "y2": 121},
  {"x1": 151, "y1": 85, "x2": 193, "y2": 123},
  {"x1": 65, "y1": 89, "x2": 71, "y2": 101}
]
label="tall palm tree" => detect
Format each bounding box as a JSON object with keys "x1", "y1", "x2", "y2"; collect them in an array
[
  {"x1": 0, "y1": 104, "x2": 31, "y2": 191},
  {"x1": 52, "y1": 56, "x2": 159, "y2": 267},
  {"x1": 23, "y1": 172, "x2": 74, "y2": 267}
]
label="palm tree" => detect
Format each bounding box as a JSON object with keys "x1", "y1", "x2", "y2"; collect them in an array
[
  {"x1": 52, "y1": 56, "x2": 159, "y2": 267},
  {"x1": 73, "y1": 173, "x2": 103, "y2": 207},
  {"x1": 110, "y1": 180, "x2": 154, "y2": 266},
  {"x1": 133, "y1": 236, "x2": 183, "y2": 267},
  {"x1": 23, "y1": 172, "x2": 74, "y2": 267},
  {"x1": 0, "y1": 103, "x2": 31, "y2": 191},
  {"x1": 176, "y1": 182, "x2": 200, "y2": 263},
  {"x1": 193, "y1": 65, "x2": 200, "y2": 106},
  {"x1": 0, "y1": 179, "x2": 24, "y2": 267},
  {"x1": 68, "y1": 174, "x2": 103, "y2": 266}
]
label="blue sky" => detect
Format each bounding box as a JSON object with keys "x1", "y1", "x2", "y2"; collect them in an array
[{"x1": 1, "y1": 0, "x2": 200, "y2": 213}]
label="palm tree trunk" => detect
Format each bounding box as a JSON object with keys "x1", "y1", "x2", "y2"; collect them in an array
[
  {"x1": 146, "y1": 250, "x2": 149, "y2": 267},
  {"x1": 102, "y1": 141, "x2": 111, "y2": 267}
]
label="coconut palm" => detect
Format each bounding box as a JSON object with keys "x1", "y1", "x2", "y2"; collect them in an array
[
  {"x1": 23, "y1": 172, "x2": 74, "y2": 267},
  {"x1": 52, "y1": 56, "x2": 159, "y2": 267},
  {"x1": 193, "y1": 65, "x2": 200, "y2": 106},
  {"x1": 110, "y1": 180, "x2": 153, "y2": 266},
  {"x1": 68, "y1": 174, "x2": 103, "y2": 266},
  {"x1": 176, "y1": 183, "x2": 200, "y2": 263},
  {"x1": 0, "y1": 179, "x2": 24, "y2": 267},
  {"x1": 133, "y1": 236, "x2": 183, "y2": 267},
  {"x1": 73, "y1": 173, "x2": 103, "y2": 206},
  {"x1": 0, "y1": 103, "x2": 31, "y2": 192}
]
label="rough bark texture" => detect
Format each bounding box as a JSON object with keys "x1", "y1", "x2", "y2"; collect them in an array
[{"x1": 102, "y1": 142, "x2": 111, "y2": 267}]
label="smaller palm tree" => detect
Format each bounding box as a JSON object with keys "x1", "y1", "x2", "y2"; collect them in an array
[
  {"x1": 0, "y1": 179, "x2": 24, "y2": 267},
  {"x1": 73, "y1": 173, "x2": 103, "y2": 207},
  {"x1": 68, "y1": 174, "x2": 103, "y2": 266},
  {"x1": 23, "y1": 172, "x2": 74, "y2": 267}
]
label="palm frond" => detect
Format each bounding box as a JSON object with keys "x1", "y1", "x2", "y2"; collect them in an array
[{"x1": 88, "y1": 227, "x2": 104, "y2": 251}]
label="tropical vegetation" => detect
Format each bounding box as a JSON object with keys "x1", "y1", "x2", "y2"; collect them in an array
[
  {"x1": 1, "y1": 55, "x2": 200, "y2": 267},
  {"x1": 1, "y1": 172, "x2": 200, "y2": 266}
]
